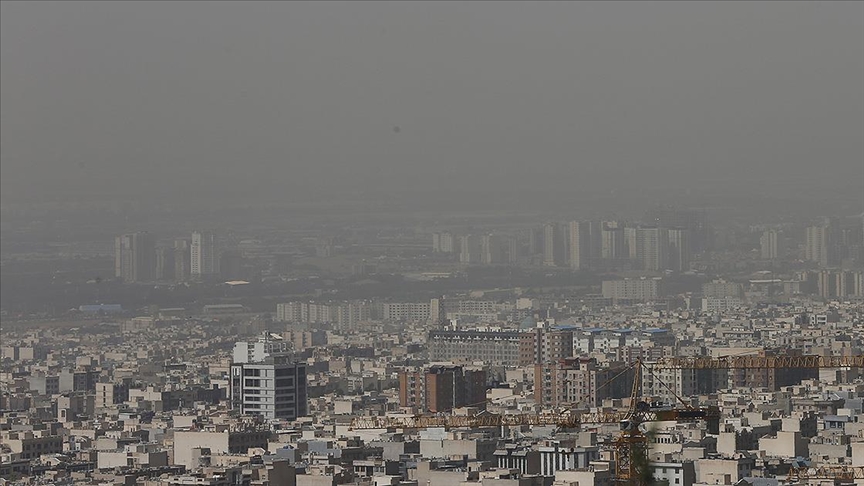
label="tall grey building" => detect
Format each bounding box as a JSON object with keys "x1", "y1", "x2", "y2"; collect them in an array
[
  {"x1": 481, "y1": 234, "x2": 505, "y2": 265},
  {"x1": 114, "y1": 232, "x2": 155, "y2": 283},
  {"x1": 543, "y1": 223, "x2": 566, "y2": 267},
  {"x1": 174, "y1": 238, "x2": 191, "y2": 282},
  {"x1": 666, "y1": 228, "x2": 691, "y2": 272},
  {"x1": 760, "y1": 230, "x2": 779, "y2": 260},
  {"x1": 459, "y1": 234, "x2": 483, "y2": 264},
  {"x1": 635, "y1": 227, "x2": 667, "y2": 272},
  {"x1": 191, "y1": 231, "x2": 220, "y2": 278},
  {"x1": 601, "y1": 222, "x2": 625, "y2": 260},
  {"x1": 805, "y1": 224, "x2": 832, "y2": 267},
  {"x1": 568, "y1": 221, "x2": 592, "y2": 270}
]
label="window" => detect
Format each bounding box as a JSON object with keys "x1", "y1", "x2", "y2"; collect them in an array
[
  {"x1": 245, "y1": 379, "x2": 261, "y2": 387},
  {"x1": 276, "y1": 378, "x2": 294, "y2": 388},
  {"x1": 244, "y1": 368, "x2": 261, "y2": 377}
]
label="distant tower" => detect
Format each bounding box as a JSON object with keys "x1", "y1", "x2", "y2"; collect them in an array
[
  {"x1": 481, "y1": 234, "x2": 504, "y2": 265},
  {"x1": 191, "y1": 231, "x2": 220, "y2": 278},
  {"x1": 760, "y1": 230, "x2": 779, "y2": 260},
  {"x1": 155, "y1": 246, "x2": 176, "y2": 281},
  {"x1": 601, "y1": 222, "x2": 625, "y2": 260},
  {"x1": 805, "y1": 223, "x2": 832, "y2": 267},
  {"x1": 114, "y1": 232, "x2": 155, "y2": 283},
  {"x1": 568, "y1": 221, "x2": 591, "y2": 270},
  {"x1": 635, "y1": 227, "x2": 667, "y2": 271},
  {"x1": 543, "y1": 223, "x2": 565, "y2": 267},
  {"x1": 174, "y1": 238, "x2": 191, "y2": 282},
  {"x1": 666, "y1": 228, "x2": 691, "y2": 272},
  {"x1": 459, "y1": 235, "x2": 482, "y2": 264}
]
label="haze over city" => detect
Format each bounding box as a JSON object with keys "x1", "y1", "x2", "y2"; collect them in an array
[
  {"x1": 2, "y1": 1, "x2": 862, "y2": 213},
  {"x1": 2, "y1": 2, "x2": 864, "y2": 486}
]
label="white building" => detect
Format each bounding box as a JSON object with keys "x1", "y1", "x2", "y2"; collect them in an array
[
  {"x1": 601, "y1": 278, "x2": 661, "y2": 302},
  {"x1": 191, "y1": 230, "x2": 220, "y2": 277},
  {"x1": 701, "y1": 297, "x2": 744, "y2": 314},
  {"x1": 230, "y1": 335, "x2": 307, "y2": 421}
]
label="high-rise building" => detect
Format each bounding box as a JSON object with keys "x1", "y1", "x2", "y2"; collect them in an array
[
  {"x1": 588, "y1": 220, "x2": 603, "y2": 261},
  {"x1": 114, "y1": 232, "x2": 156, "y2": 283},
  {"x1": 666, "y1": 228, "x2": 691, "y2": 272},
  {"x1": 155, "y1": 246, "x2": 175, "y2": 281},
  {"x1": 806, "y1": 221, "x2": 837, "y2": 268},
  {"x1": 635, "y1": 227, "x2": 667, "y2": 271},
  {"x1": 568, "y1": 221, "x2": 592, "y2": 270},
  {"x1": 529, "y1": 226, "x2": 544, "y2": 260},
  {"x1": 543, "y1": 223, "x2": 566, "y2": 267},
  {"x1": 646, "y1": 206, "x2": 711, "y2": 254},
  {"x1": 624, "y1": 226, "x2": 639, "y2": 261},
  {"x1": 601, "y1": 223, "x2": 625, "y2": 260},
  {"x1": 432, "y1": 232, "x2": 456, "y2": 253},
  {"x1": 191, "y1": 231, "x2": 220, "y2": 278},
  {"x1": 505, "y1": 236, "x2": 520, "y2": 265},
  {"x1": 229, "y1": 334, "x2": 307, "y2": 421},
  {"x1": 174, "y1": 239, "x2": 191, "y2": 282},
  {"x1": 459, "y1": 235, "x2": 483, "y2": 264},
  {"x1": 760, "y1": 230, "x2": 779, "y2": 260},
  {"x1": 481, "y1": 234, "x2": 505, "y2": 265}
]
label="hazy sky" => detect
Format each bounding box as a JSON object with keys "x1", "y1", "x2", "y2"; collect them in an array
[{"x1": 2, "y1": 1, "x2": 862, "y2": 209}]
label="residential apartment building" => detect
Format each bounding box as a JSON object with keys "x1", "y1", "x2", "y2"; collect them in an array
[
  {"x1": 602, "y1": 278, "x2": 662, "y2": 302},
  {"x1": 114, "y1": 232, "x2": 155, "y2": 283},
  {"x1": 399, "y1": 365, "x2": 487, "y2": 413},
  {"x1": 428, "y1": 330, "x2": 523, "y2": 366},
  {"x1": 229, "y1": 335, "x2": 307, "y2": 421},
  {"x1": 191, "y1": 230, "x2": 220, "y2": 278}
]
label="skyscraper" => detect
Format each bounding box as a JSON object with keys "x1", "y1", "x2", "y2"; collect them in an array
[
  {"x1": 543, "y1": 223, "x2": 566, "y2": 267},
  {"x1": 155, "y1": 246, "x2": 175, "y2": 281},
  {"x1": 646, "y1": 206, "x2": 711, "y2": 254},
  {"x1": 624, "y1": 226, "x2": 639, "y2": 261},
  {"x1": 760, "y1": 230, "x2": 779, "y2": 260},
  {"x1": 635, "y1": 227, "x2": 667, "y2": 272},
  {"x1": 432, "y1": 232, "x2": 456, "y2": 253},
  {"x1": 114, "y1": 232, "x2": 156, "y2": 283},
  {"x1": 666, "y1": 228, "x2": 691, "y2": 272},
  {"x1": 601, "y1": 222, "x2": 625, "y2": 260},
  {"x1": 481, "y1": 234, "x2": 505, "y2": 265},
  {"x1": 805, "y1": 224, "x2": 831, "y2": 267},
  {"x1": 459, "y1": 235, "x2": 483, "y2": 264},
  {"x1": 191, "y1": 231, "x2": 220, "y2": 278},
  {"x1": 568, "y1": 221, "x2": 592, "y2": 270},
  {"x1": 174, "y1": 238, "x2": 191, "y2": 282}
]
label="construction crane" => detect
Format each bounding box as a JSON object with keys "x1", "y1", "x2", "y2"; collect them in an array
[
  {"x1": 787, "y1": 465, "x2": 864, "y2": 482},
  {"x1": 350, "y1": 354, "x2": 864, "y2": 486},
  {"x1": 650, "y1": 355, "x2": 864, "y2": 369},
  {"x1": 349, "y1": 406, "x2": 718, "y2": 431},
  {"x1": 352, "y1": 359, "x2": 719, "y2": 485}
]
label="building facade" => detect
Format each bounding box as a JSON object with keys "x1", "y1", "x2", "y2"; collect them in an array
[{"x1": 191, "y1": 231, "x2": 220, "y2": 278}]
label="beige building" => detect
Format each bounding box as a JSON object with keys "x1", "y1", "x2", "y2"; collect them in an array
[{"x1": 173, "y1": 426, "x2": 270, "y2": 469}]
